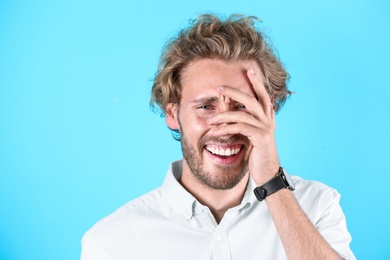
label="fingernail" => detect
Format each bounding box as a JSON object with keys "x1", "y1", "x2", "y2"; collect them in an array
[{"x1": 249, "y1": 68, "x2": 256, "y2": 75}]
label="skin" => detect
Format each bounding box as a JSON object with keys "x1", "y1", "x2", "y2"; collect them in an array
[{"x1": 166, "y1": 58, "x2": 342, "y2": 259}]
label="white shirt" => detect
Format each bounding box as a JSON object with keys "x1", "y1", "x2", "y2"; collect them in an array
[{"x1": 81, "y1": 160, "x2": 355, "y2": 260}]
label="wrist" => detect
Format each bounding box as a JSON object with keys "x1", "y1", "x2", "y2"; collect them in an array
[
  {"x1": 253, "y1": 167, "x2": 295, "y2": 201},
  {"x1": 252, "y1": 164, "x2": 281, "y2": 186}
]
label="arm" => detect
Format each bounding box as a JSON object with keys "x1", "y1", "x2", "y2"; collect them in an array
[
  {"x1": 208, "y1": 66, "x2": 344, "y2": 259},
  {"x1": 266, "y1": 189, "x2": 342, "y2": 259}
]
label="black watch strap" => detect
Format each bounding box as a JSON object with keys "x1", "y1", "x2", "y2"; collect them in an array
[{"x1": 254, "y1": 168, "x2": 292, "y2": 201}]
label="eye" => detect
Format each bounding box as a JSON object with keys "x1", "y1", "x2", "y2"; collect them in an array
[
  {"x1": 198, "y1": 104, "x2": 213, "y2": 109},
  {"x1": 234, "y1": 104, "x2": 246, "y2": 110}
]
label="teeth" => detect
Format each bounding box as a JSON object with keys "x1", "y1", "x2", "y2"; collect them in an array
[{"x1": 206, "y1": 145, "x2": 241, "y2": 156}]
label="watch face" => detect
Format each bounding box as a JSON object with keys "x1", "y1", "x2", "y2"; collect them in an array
[{"x1": 281, "y1": 169, "x2": 295, "y2": 191}]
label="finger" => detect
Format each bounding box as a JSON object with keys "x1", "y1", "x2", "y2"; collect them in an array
[
  {"x1": 208, "y1": 111, "x2": 273, "y2": 131},
  {"x1": 212, "y1": 122, "x2": 275, "y2": 147},
  {"x1": 217, "y1": 85, "x2": 267, "y2": 121},
  {"x1": 247, "y1": 68, "x2": 273, "y2": 117}
]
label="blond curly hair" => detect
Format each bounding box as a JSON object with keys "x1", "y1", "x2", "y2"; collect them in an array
[{"x1": 151, "y1": 13, "x2": 290, "y2": 115}]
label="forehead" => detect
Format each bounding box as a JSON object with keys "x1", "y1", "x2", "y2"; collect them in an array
[{"x1": 180, "y1": 59, "x2": 261, "y2": 101}]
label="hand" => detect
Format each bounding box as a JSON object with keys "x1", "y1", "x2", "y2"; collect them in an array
[{"x1": 207, "y1": 68, "x2": 280, "y2": 185}]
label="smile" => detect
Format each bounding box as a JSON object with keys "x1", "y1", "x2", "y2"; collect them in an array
[{"x1": 205, "y1": 144, "x2": 242, "y2": 156}]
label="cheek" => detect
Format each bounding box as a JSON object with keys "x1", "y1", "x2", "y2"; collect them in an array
[
  {"x1": 196, "y1": 109, "x2": 218, "y2": 120},
  {"x1": 179, "y1": 112, "x2": 212, "y2": 136}
]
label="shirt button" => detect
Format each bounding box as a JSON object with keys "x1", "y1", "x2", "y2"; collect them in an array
[{"x1": 215, "y1": 234, "x2": 223, "y2": 242}]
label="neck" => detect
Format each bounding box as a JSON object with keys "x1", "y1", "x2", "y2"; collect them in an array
[{"x1": 180, "y1": 162, "x2": 249, "y2": 223}]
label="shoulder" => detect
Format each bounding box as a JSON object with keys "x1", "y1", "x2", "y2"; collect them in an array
[
  {"x1": 82, "y1": 187, "x2": 164, "y2": 243},
  {"x1": 292, "y1": 175, "x2": 340, "y2": 200},
  {"x1": 291, "y1": 175, "x2": 341, "y2": 222}
]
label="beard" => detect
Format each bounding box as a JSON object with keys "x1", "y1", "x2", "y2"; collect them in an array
[{"x1": 179, "y1": 123, "x2": 249, "y2": 190}]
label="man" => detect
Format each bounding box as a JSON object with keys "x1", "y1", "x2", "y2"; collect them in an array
[{"x1": 81, "y1": 14, "x2": 355, "y2": 259}]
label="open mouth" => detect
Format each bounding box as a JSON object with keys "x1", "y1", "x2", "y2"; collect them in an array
[{"x1": 205, "y1": 144, "x2": 243, "y2": 157}]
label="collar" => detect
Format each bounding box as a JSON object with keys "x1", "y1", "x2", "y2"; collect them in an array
[
  {"x1": 239, "y1": 175, "x2": 259, "y2": 211},
  {"x1": 160, "y1": 160, "x2": 258, "y2": 219},
  {"x1": 160, "y1": 160, "x2": 197, "y2": 219}
]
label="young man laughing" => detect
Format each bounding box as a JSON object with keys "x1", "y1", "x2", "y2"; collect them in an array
[{"x1": 81, "y1": 14, "x2": 355, "y2": 260}]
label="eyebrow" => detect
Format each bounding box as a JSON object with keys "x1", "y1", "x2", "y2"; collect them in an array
[{"x1": 191, "y1": 96, "x2": 219, "y2": 104}]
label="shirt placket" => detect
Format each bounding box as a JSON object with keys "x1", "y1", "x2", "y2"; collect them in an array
[{"x1": 213, "y1": 209, "x2": 241, "y2": 260}]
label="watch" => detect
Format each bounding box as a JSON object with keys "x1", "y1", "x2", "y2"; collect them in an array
[{"x1": 254, "y1": 167, "x2": 295, "y2": 201}]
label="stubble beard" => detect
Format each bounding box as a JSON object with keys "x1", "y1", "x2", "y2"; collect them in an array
[{"x1": 179, "y1": 122, "x2": 249, "y2": 190}]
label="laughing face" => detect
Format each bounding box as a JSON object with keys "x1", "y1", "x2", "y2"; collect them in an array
[
  {"x1": 166, "y1": 59, "x2": 259, "y2": 190},
  {"x1": 179, "y1": 122, "x2": 249, "y2": 190}
]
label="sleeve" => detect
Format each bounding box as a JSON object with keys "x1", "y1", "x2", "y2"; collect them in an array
[
  {"x1": 80, "y1": 232, "x2": 98, "y2": 260},
  {"x1": 315, "y1": 189, "x2": 356, "y2": 260}
]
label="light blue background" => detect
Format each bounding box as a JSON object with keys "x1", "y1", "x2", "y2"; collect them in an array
[{"x1": 1, "y1": 0, "x2": 389, "y2": 259}]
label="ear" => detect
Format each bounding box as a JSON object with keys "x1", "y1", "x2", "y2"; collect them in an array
[{"x1": 165, "y1": 103, "x2": 179, "y2": 130}]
